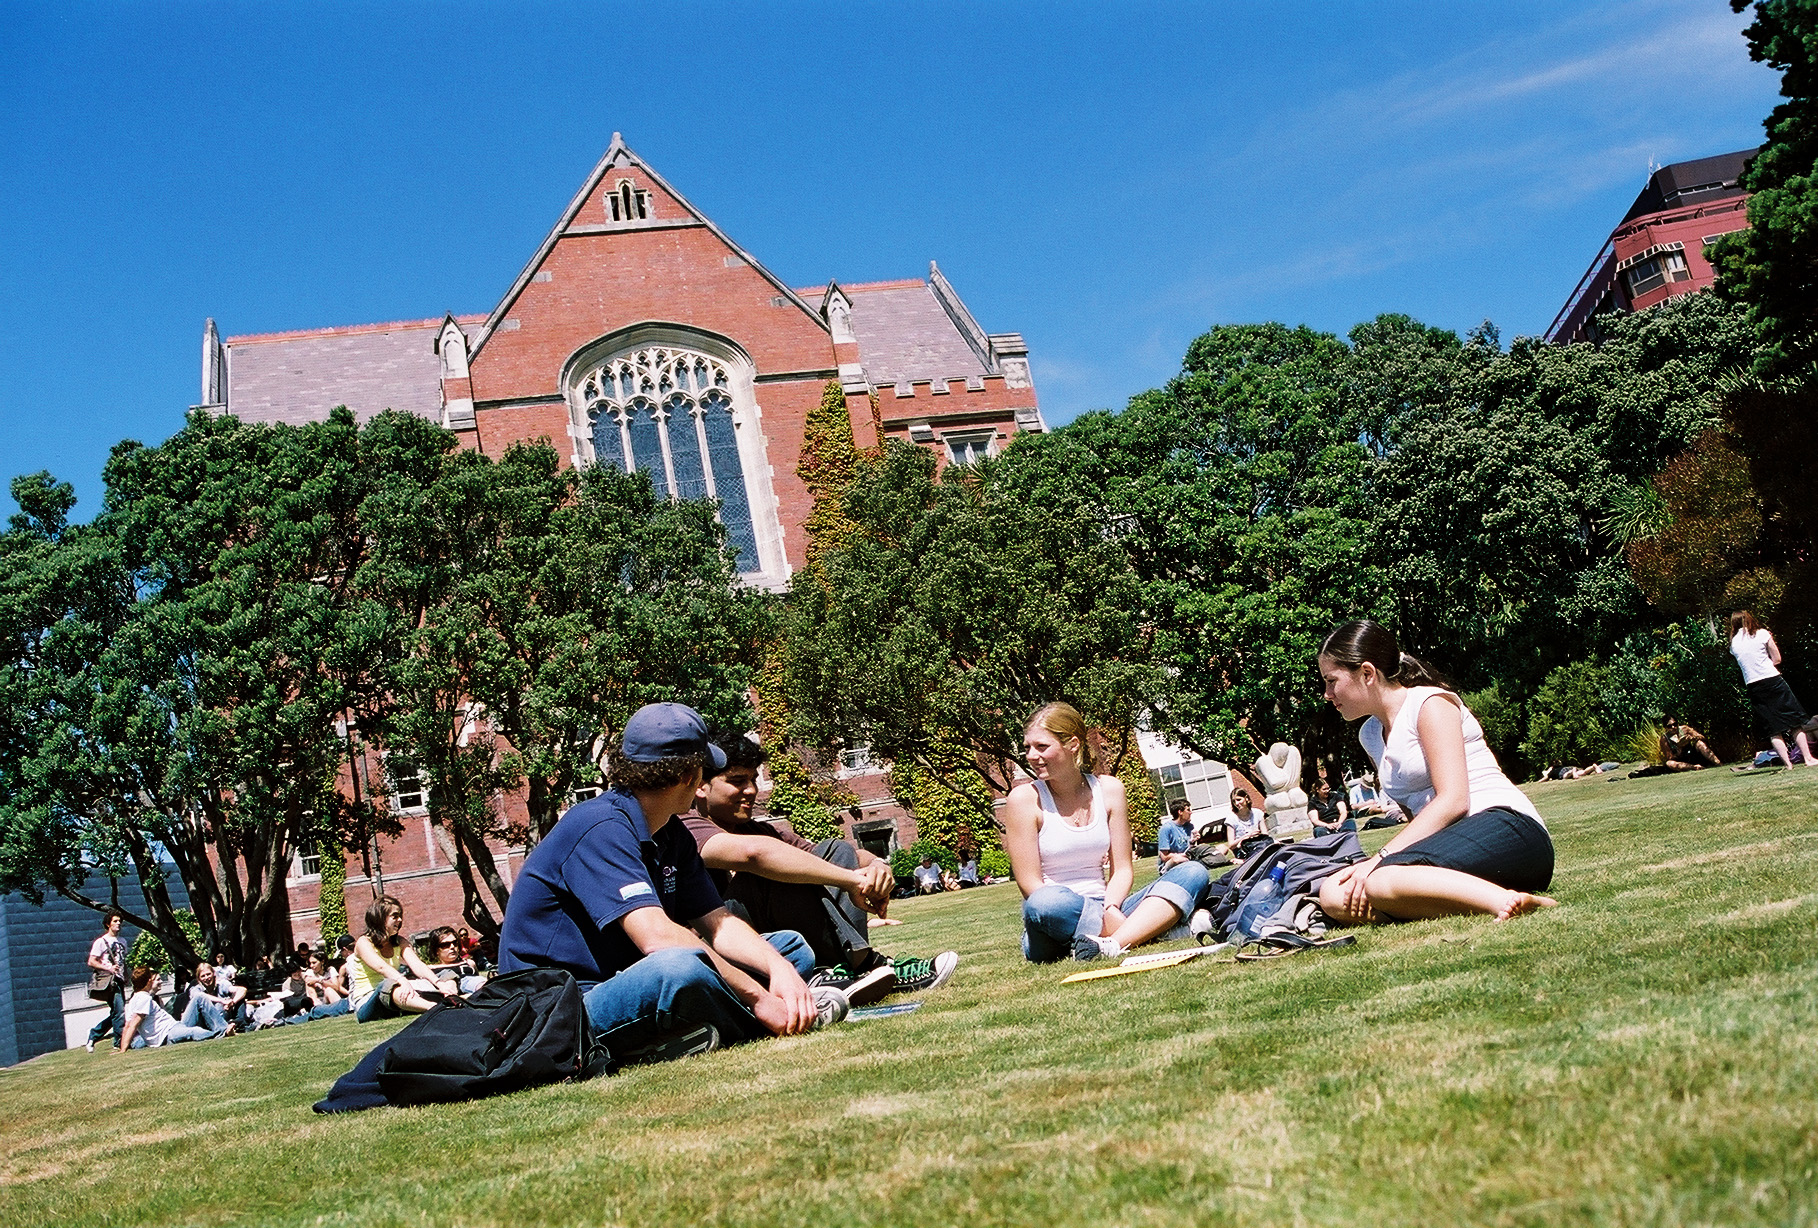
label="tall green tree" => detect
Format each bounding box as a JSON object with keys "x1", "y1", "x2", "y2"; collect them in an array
[
  {"x1": 785, "y1": 441, "x2": 1160, "y2": 794},
  {"x1": 1716, "y1": 0, "x2": 1818, "y2": 377},
  {"x1": 355, "y1": 422, "x2": 764, "y2": 931},
  {"x1": 0, "y1": 411, "x2": 373, "y2": 965}
]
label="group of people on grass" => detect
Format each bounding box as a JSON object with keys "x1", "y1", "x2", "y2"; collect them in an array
[
  {"x1": 88, "y1": 608, "x2": 1814, "y2": 1071},
  {"x1": 85, "y1": 906, "x2": 495, "y2": 1052}
]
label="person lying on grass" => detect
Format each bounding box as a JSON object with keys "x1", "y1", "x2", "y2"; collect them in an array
[
  {"x1": 1315, "y1": 619, "x2": 1556, "y2": 924},
  {"x1": 1006, "y1": 701, "x2": 1211, "y2": 962},
  {"x1": 497, "y1": 703, "x2": 849, "y2": 1067},
  {"x1": 680, "y1": 733, "x2": 957, "y2": 1005},
  {"x1": 348, "y1": 895, "x2": 444, "y2": 1022}
]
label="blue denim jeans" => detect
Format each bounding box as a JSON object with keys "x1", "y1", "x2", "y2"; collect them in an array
[
  {"x1": 582, "y1": 930, "x2": 814, "y2": 1059},
  {"x1": 1021, "y1": 861, "x2": 1211, "y2": 963},
  {"x1": 180, "y1": 994, "x2": 230, "y2": 1033},
  {"x1": 88, "y1": 985, "x2": 125, "y2": 1048}
]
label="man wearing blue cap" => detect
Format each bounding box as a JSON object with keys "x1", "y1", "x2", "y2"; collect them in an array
[{"x1": 499, "y1": 702, "x2": 848, "y2": 1066}]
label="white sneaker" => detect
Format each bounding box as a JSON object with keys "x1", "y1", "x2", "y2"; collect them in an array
[
  {"x1": 1189, "y1": 908, "x2": 1217, "y2": 944},
  {"x1": 810, "y1": 985, "x2": 850, "y2": 1028},
  {"x1": 85, "y1": 1038, "x2": 96, "y2": 1053}
]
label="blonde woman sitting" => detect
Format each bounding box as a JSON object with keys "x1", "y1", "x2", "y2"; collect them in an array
[{"x1": 1005, "y1": 702, "x2": 1210, "y2": 961}]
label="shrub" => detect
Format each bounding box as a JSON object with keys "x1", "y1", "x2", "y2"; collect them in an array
[
  {"x1": 890, "y1": 837, "x2": 958, "y2": 878},
  {"x1": 1461, "y1": 682, "x2": 1524, "y2": 775},
  {"x1": 1617, "y1": 722, "x2": 1666, "y2": 767},
  {"x1": 126, "y1": 909, "x2": 204, "y2": 975},
  {"x1": 979, "y1": 848, "x2": 1011, "y2": 880},
  {"x1": 1523, "y1": 661, "x2": 1611, "y2": 768}
]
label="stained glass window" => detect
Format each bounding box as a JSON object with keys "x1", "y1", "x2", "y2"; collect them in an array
[{"x1": 578, "y1": 346, "x2": 760, "y2": 572}]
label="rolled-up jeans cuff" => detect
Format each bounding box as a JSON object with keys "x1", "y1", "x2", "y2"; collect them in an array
[
  {"x1": 1136, "y1": 877, "x2": 1195, "y2": 916},
  {"x1": 1073, "y1": 896, "x2": 1105, "y2": 942}
]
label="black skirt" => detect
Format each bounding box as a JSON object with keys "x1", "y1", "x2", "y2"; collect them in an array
[
  {"x1": 1746, "y1": 675, "x2": 1810, "y2": 738},
  {"x1": 1375, "y1": 807, "x2": 1554, "y2": 893}
]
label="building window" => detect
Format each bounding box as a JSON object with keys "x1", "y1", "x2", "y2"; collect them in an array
[
  {"x1": 290, "y1": 834, "x2": 323, "y2": 882},
  {"x1": 389, "y1": 760, "x2": 428, "y2": 813},
  {"x1": 571, "y1": 786, "x2": 601, "y2": 806},
  {"x1": 944, "y1": 430, "x2": 996, "y2": 467},
  {"x1": 608, "y1": 180, "x2": 650, "y2": 222},
  {"x1": 838, "y1": 746, "x2": 874, "y2": 776},
  {"x1": 579, "y1": 346, "x2": 760, "y2": 570},
  {"x1": 1625, "y1": 250, "x2": 1691, "y2": 297}
]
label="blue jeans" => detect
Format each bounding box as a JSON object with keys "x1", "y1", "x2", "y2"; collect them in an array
[
  {"x1": 1021, "y1": 862, "x2": 1211, "y2": 963},
  {"x1": 88, "y1": 985, "x2": 125, "y2": 1048},
  {"x1": 306, "y1": 997, "x2": 352, "y2": 1020},
  {"x1": 180, "y1": 994, "x2": 230, "y2": 1034},
  {"x1": 582, "y1": 931, "x2": 814, "y2": 1060}
]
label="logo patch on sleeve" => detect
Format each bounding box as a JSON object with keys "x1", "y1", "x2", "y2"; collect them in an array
[{"x1": 620, "y1": 881, "x2": 654, "y2": 900}]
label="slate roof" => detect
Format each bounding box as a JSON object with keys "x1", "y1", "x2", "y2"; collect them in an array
[
  {"x1": 1620, "y1": 147, "x2": 1758, "y2": 224},
  {"x1": 802, "y1": 278, "x2": 994, "y2": 387},
  {"x1": 222, "y1": 316, "x2": 483, "y2": 427}
]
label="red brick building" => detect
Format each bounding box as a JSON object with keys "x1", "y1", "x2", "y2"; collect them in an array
[
  {"x1": 1547, "y1": 148, "x2": 1756, "y2": 345},
  {"x1": 194, "y1": 135, "x2": 1044, "y2": 942}
]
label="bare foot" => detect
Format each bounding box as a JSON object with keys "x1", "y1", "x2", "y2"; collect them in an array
[
  {"x1": 867, "y1": 917, "x2": 902, "y2": 927},
  {"x1": 1496, "y1": 892, "x2": 1558, "y2": 921}
]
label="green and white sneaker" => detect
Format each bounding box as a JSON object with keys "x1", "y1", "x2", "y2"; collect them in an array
[{"x1": 890, "y1": 950, "x2": 959, "y2": 993}]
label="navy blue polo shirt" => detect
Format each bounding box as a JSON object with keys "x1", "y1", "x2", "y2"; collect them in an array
[{"x1": 499, "y1": 789, "x2": 721, "y2": 984}]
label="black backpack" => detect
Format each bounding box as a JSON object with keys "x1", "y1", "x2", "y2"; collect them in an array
[
  {"x1": 315, "y1": 968, "x2": 608, "y2": 1112},
  {"x1": 1204, "y1": 832, "x2": 1366, "y2": 939}
]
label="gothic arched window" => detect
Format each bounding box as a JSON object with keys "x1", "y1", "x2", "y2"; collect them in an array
[{"x1": 578, "y1": 346, "x2": 760, "y2": 569}]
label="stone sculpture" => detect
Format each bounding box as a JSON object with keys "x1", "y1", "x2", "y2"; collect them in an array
[{"x1": 1253, "y1": 742, "x2": 1309, "y2": 834}]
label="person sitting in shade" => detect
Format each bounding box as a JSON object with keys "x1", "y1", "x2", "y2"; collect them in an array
[
  {"x1": 1225, "y1": 789, "x2": 1266, "y2": 849},
  {"x1": 1660, "y1": 716, "x2": 1720, "y2": 771},
  {"x1": 1309, "y1": 780, "x2": 1354, "y2": 834},
  {"x1": 914, "y1": 856, "x2": 944, "y2": 894},
  {"x1": 498, "y1": 703, "x2": 850, "y2": 1067},
  {"x1": 1157, "y1": 800, "x2": 1194, "y2": 872},
  {"x1": 185, "y1": 960, "x2": 249, "y2": 1030}
]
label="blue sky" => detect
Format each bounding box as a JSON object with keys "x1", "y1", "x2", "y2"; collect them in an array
[{"x1": 0, "y1": 1, "x2": 1781, "y2": 516}]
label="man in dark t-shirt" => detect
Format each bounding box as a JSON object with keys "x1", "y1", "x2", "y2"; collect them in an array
[
  {"x1": 499, "y1": 704, "x2": 850, "y2": 1066},
  {"x1": 681, "y1": 734, "x2": 958, "y2": 1004}
]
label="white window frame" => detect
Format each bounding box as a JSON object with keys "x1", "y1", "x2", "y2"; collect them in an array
[
  {"x1": 943, "y1": 429, "x2": 997, "y2": 467},
  {"x1": 388, "y1": 758, "x2": 429, "y2": 814}
]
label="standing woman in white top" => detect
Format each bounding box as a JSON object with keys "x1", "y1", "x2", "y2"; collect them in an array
[
  {"x1": 1315, "y1": 621, "x2": 1556, "y2": 924},
  {"x1": 1729, "y1": 609, "x2": 1813, "y2": 768},
  {"x1": 1004, "y1": 702, "x2": 1211, "y2": 961}
]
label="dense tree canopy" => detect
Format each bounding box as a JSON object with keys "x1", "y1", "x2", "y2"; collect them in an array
[{"x1": 0, "y1": 409, "x2": 761, "y2": 954}]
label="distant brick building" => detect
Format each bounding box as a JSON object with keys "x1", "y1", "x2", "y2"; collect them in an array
[
  {"x1": 194, "y1": 135, "x2": 1045, "y2": 941},
  {"x1": 1547, "y1": 148, "x2": 1757, "y2": 345}
]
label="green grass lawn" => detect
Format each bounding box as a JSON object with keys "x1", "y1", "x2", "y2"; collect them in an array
[{"x1": 6, "y1": 767, "x2": 1818, "y2": 1228}]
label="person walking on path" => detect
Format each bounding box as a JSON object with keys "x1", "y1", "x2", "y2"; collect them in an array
[
  {"x1": 85, "y1": 910, "x2": 129, "y2": 1052},
  {"x1": 1729, "y1": 610, "x2": 1814, "y2": 769},
  {"x1": 1315, "y1": 620, "x2": 1556, "y2": 925},
  {"x1": 1005, "y1": 702, "x2": 1210, "y2": 962}
]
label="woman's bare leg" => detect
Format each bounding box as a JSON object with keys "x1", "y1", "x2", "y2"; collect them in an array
[
  {"x1": 1771, "y1": 735, "x2": 1795, "y2": 767},
  {"x1": 1793, "y1": 730, "x2": 1815, "y2": 767},
  {"x1": 1364, "y1": 865, "x2": 1555, "y2": 921},
  {"x1": 1105, "y1": 897, "x2": 1185, "y2": 950}
]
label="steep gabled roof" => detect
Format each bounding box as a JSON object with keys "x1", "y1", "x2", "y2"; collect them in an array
[{"x1": 467, "y1": 133, "x2": 828, "y2": 363}]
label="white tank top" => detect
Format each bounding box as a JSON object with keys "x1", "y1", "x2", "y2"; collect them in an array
[
  {"x1": 1731, "y1": 628, "x2": 1779, "y2": 685},
  {"x1": 1359, "y1": 686, "x2": 1544, "y2": 828},
  {"x1": 1034, "y1": 774, "x2": 1110, "y2": 899}
]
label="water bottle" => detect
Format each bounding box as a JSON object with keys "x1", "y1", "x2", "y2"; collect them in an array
[{"x1": 1234, "y1": 863, "x2": 1288, "y2": 940}]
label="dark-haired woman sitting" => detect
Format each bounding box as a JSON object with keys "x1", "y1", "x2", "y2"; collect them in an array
[{"x1": 1316, "y1": 620, "x2": 1557, "y2": 924}]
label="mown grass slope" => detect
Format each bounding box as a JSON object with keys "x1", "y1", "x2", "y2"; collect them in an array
[{"x1": 3, "y1": 766, "x2": 1816, "y2": 1227}]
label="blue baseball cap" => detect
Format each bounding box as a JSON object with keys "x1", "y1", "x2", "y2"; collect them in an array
[{"x1": 621, "y1": 702, "x2": 727, "y2": 771}]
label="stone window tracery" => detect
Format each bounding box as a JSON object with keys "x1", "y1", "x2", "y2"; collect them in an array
[{"x1": 579, "y1": 346, "x2": 759, "y2": 569}]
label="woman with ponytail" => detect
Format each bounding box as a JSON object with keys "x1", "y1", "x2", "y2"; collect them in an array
[
  {"x1": 1316, "y1": 621, "x2": 1556, "y2": 924},
  {"x1": 1728, "y1": 609, "x2": 1813, "y2": 769}
]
